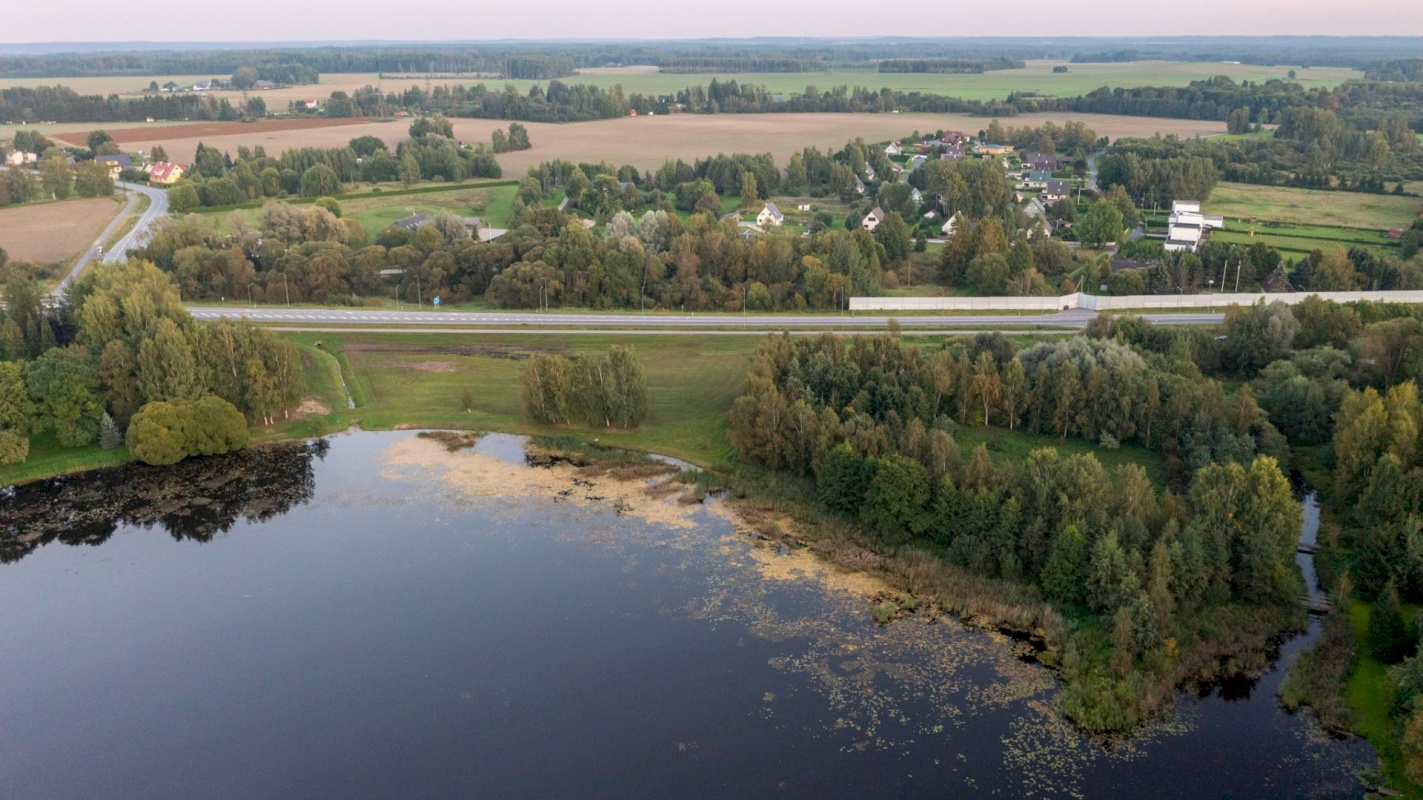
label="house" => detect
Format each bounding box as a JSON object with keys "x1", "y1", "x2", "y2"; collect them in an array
[
  {"x1": 1022, "y1": 169, "x2": 1053, "y2": 190},
  {"x1": 864, "y1": 164, "x2": 876, "y2": 181},
  {"x1": 973, "y1": 143, "x2": 1013, "y2": 157},
  {"x1": 4, "y1": 150, "x2": 37, "y2": 166},
  {"x1": 907, "y1": 154, "x2": 928, "y2": 173},
  {"x1": 193, "y1": 81, "x2": 211, "y2": 92},
  {"x1": 910, "y1": 187, "x2": 924, "y2": 206},
  {"x1": 854, "y1": 176, "x2": 866, "y2": 195},
  {"x1": 941, "y1": 216, "x2": 958, "y2": 237},
  {"x1": 796, "y1": 203, "x2": 811, "y2": 212},
  {"x1": 939, "y1": 146, "x2": 965, "y2": 161},
  {"x1": 756, "y1": 202, "x2": 785, "y2": 228},
  {"x1": 942, "y1": 131, "x2": 970, "y2": 145},
  {"x1": 862, "y1": 207, "x2": 886, "y2": 232},
  {"x1": 252, "y1": 80, "x2": 276, "y2": 90},
  {"x1": 885, "y1": 142, "x2": 902, "y2": 157},
  {"x1": 391, "y1": 213, "x2": 431, "y2": 232},
  {"x1": 147, "y1": 161, "x2": 186, "y2": 185},
  {"x1": 1041, "y1": 181, "x2": 1072, "y2": 204},
  {"x1": 300, "y1": 99, "x2": 319, "y2": 111},
  {"x1": 95, "y1": 153, "x2": 133, "y2": 178},
  {"x1": 463, "y1": 217, "x2": 482, "y2": 233}
]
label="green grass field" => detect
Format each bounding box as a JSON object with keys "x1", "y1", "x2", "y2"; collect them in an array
[
  {"x1": 0, "y1": 432, "x2": 131, "y2": 486},
  {"x1": 1346, "y1": 602, "x2": 1423, "y2": 799},
  {"x1": 1205, "y1": 182, "x2": 1423, "y2": 230}
]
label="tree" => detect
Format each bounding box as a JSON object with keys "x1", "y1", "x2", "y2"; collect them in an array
[
  {"x1": 1041, "y1": 524, "x2": 1090, "y2": 607},
  {"x1": 26, "y1": 346, "x2": 102, "y2": 448},
  {"x1": 246, "y1": 96, "x2": 267, "y2": 118},
  {"x1": 507, "y1": 122, "x2": 532, "y2": 151},
  {"x1": 739, "y1": 171, "x2": 759, "y2": 209},
  {"x1": 126, "y1": 396, "x2": 249, "y2": 466},
  {"x1": 818, "y1": 443, "x2": 873, "y2": 516},
  {"x1": 151, "y1": 145, "x2": 169, "y2": 163},
  {"x1": 409, "y1": 115, "x2": 454, "y2": 139},
  {"x1": 1368, "y1": 584, "x2": 1414, "y2": 664},
  {"x1": 491, "y1": 128, "x2": 509, "y2": 153},
  {"x1": 168, "y1": 182, "x2": 200, "y2": 213},
  {"x1": 299, "y1": 164, "x2": 341, "y2": 198},
  {"x1": 39, "y1": 155, "x2": 71, "y2": 200},
  {"x1": 231, "y1": 66, "x2": 259, "y2": 90},
  {"x1": 873, "y1": 211, "x2": 912, "y2": 266},
  {"x1": 861, "y1": 454, "x2": 930, "y2": 543},
  {"x1": 1077, "y1": 200, "x2": 1124, "y2": 248},
  {"x1": 72, "y1": 161, "x2": 114, "y2": 198},
  {"x1": 86, "y1": 130, "x2": 114, "y2": 151},
  {"x1": 399, "y1": 152, "x2": 421, "y2": 188},
  {"x1": 98, "y1": 412, "x2": 122, "y2": 450}
]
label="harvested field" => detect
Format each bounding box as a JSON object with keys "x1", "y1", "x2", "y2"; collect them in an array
[
  {"x1": 0, "y1": 198, "x2": 123, "y2": 263},
  {"x1": 51, "y1": 117, "x2": 372, "y2": 148},
  {"x1": 77, "y1": 112, "x2": 1225, "y2": 174}
]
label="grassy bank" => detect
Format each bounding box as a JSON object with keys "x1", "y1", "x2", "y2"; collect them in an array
[{"x1": 1345, "y1": 603, "x2": 1423, "y2": 799}]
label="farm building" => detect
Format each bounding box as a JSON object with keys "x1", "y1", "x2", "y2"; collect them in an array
[
  {"x1": 4, "y1": 151, "x2": 38, "y2": 166},
  {"x1": 757, "y1": 203, "x2": 785, "y2": 227},
  {"x1": 147, "y1": 162, "x2": 186, "y2": 185},
  {"x1": 253, "y1": 80, "x2": 276, "y2": 90}
]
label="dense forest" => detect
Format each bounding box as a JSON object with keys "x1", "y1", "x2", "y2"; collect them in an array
[
  {"x1": 876, "y1": 58, "x2": 1025, "y2": 74},
  {"x1": 726, "y1": 294, "x2": 1423, "y2": 730}
]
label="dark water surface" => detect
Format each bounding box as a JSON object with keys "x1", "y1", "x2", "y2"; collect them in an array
[{"x1": 0, "y1": 432, "x2": 1375, "y2": 798}]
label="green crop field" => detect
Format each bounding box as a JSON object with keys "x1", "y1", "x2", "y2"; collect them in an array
[{"x1": 1205, "y1": 182, "x2": 1422, "y2": 230}]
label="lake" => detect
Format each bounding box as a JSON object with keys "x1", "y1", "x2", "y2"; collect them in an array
[{"x1": 0, "y1": 431, "x2": 1375, "y2": 798}]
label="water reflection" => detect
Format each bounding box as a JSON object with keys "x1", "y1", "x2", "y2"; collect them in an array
[{"x1": 0, "y1": 439, "x2": 327, "y2": 561}]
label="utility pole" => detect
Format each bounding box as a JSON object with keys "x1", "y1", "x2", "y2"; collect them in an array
[{"x1": 283, "y1": 272, "x2": 290, "y2": 307}]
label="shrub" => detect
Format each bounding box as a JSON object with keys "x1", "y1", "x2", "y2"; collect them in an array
[{"x1": 126, "y1": 395, "x2": 249, "y2": 466}]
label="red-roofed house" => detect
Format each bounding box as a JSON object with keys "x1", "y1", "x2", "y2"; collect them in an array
[{"x1": 148, "y1": 162, "x2": 187, "y2": 185}]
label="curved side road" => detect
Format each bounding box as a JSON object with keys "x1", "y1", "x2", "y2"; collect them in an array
[{"x1": 55, "y1": 181, "x2": 170, "y2": 296}]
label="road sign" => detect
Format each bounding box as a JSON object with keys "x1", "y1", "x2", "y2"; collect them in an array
[{"x1": 433, "y1": 295, "x2": 440, "y2": 306}]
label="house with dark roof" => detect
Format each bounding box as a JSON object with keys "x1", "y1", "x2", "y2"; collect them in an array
[
  {"x1": 95, "y1": 153, "x2": 133, "y2": 178},
  {"x1": 1041, "y1": 181, "x2": 1072, "y2": 204},
  {"x1": 391, "y1": 213, "x2": 430, "y2": 232},
  {"x1": 939, "y1": 146, "x2": 965, "y2": 161}
]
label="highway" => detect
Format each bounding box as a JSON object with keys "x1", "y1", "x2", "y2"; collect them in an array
[
  {"x1": 55, "y1": 181, "x2": 170, "y2": 296},
  {"x1": 189, "y1": 306, "x2": 1225, "y2": 330}
]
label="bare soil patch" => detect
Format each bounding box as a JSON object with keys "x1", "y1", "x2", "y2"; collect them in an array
[
  {"x1": 372, "y1": 360, "x2": 459, "y2": 373},
  {"x1": 0, "y1": 198, "x2": 122, "y2": 263},
  {"x1": 294, "y1": 398, "x2": 332, "y2": 417}
]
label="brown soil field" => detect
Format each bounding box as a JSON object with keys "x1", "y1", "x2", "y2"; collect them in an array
[
  {"x1": 73, "y1": 112, "x2": 1224, "y2": 174},
  {"x1": 51, "y1": 117, "x2": 372, "y2": 148},
  {"x1": 0, "y1": 197, "x2": 123, "y2": 263}
]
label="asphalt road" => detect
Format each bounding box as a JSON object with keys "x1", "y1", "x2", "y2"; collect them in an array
[
  {"x1": 54, "y1": 181, "x2": 170, "y2": 296},
  {"x1": 188, "y1": 306, "x2": 1225, "y2": 329}
]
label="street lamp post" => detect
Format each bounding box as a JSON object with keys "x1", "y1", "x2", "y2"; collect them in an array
[
  {"x1": 282, "y1": 272, "x2": 290, "y2": 307},
  {"x1": 415, "y1": 274, "x2": 422, "y2": 307},
  {"x1": 246, "y1": 282, "x2": 256, "y2": 308}
]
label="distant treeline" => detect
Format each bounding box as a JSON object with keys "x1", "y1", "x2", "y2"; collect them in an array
[
  {"x1": 503, "y1": 56, "x2": 576, "y2": 80},
  {"x1": 0, "y1": 54, "x2": 318, "y2": 82},
  {"x1": 877, "y1": 58, "x2": 1025, "y2": 74},
  {"x1": 658, "y1": 57, "x2": 822, "y2": 74},
  {"x1": 1366, "y1": 59, "x2": 1423, "y2": 82},
  {"x1": 0, "y1": 85, "x2": 206, "y2": 124}
]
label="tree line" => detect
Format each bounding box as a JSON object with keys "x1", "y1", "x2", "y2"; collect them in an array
[{"x1": 876, "y1": 58, "x2": 1025, "y2": 74}]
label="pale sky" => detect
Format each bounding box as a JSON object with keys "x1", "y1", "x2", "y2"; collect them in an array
[{"x1": 8, "y1": 0, "x2": 1423, "y2": 43}]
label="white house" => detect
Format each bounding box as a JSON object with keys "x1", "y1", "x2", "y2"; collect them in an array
[
  {"x1": 940, "y1": 216, "x2": 959, "y2": 237},
  {"x1": 885, "y1": 142, "x2": 902, "y2": 156},
  {"x1": 795, "y1": 203, "x2": 811, "y2": 212},
  {"x1": 854, "y1": 176, "x2": 866, "y2": 195},
  {"x1": 862, "y1": 207, "x2": 886, "y2": 232},
  {"x1": 4, "y1": 151, "x2": 37, "y2": 166},
  {"x1": 1165, "y1": 200, "x2": 1224, "y2": 253},
  {"x1": 864, "y1": 164, "x2": 876, "y2": 181},
  {"x1": 757, "y1": 202, "x2": 785, "y2": 227},
  {"x1": 910, "y1": 187, "x2": 924, "y2": 206}
]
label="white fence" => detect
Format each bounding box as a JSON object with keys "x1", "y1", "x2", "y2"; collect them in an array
[{"x1": 850, "y1": 291, "x2": 1423, "y2": 313}]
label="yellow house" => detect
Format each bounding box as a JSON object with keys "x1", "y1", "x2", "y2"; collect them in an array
[
  {"x1": 148, "y1": 161, "x2": 186, "y2": 185},
  {"x1": 95, "y1": 154, "x2": 132, "y2": 179}
]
